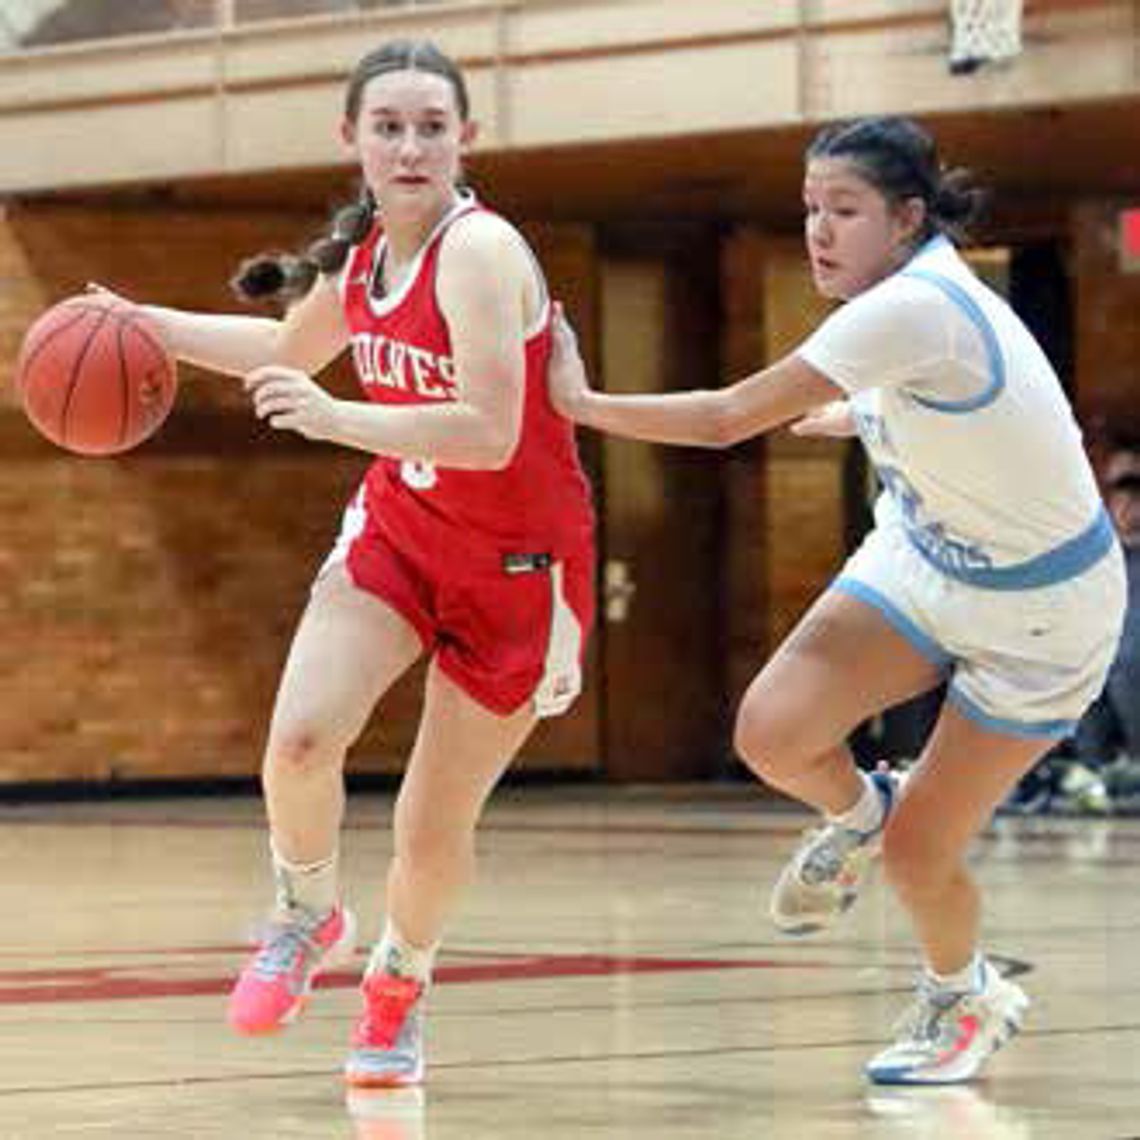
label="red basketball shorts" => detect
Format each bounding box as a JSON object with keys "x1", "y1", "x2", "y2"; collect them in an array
[{"x1": 319, "y1": 490, "x2": 595, "y2": 718}]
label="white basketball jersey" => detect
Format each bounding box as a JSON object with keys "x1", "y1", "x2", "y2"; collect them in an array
[{"x1": 798, "y1": 236, "x2": 1111, "y2": 589}]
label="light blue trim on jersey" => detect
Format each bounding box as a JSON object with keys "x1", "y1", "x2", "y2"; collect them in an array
[
  {"x1": 900, "y1": 268, "x2": 1005, "y2": 413},
  {"x1": 833, "y1": 577, "x2": 953, "y2": 669},
  {"x1": 947, "y1": 687, "x2": 1076, "y2": 740},
  {"x1": 906, "y1": 506, "x2": 1115, "y2": 591}
]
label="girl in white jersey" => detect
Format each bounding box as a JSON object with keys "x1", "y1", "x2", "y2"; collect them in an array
[
  {"x1": 93, "y1": 40, "x2": 594, "y2": 1088},
  {"x1": 549, "y1": 116, "x2": 1126, "y2": 1085}
]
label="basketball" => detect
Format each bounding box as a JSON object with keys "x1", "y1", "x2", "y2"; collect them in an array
[{"x1": 15, "y1": 293, "x2": 177, "y2": 456}]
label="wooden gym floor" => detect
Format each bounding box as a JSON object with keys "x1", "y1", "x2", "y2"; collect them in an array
[{"x1": 0, "y1": 785, "x2": 1135, "y2": 1139}]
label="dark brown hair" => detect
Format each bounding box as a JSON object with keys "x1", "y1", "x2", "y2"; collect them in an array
[
  {"x1": 806, "y1": 116, "x2": 986, "y2": 245},
  {"x1": 232, "y1": 40, "x2": 470, "y2": 304}
]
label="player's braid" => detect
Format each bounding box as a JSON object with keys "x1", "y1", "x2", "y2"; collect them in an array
[{"x1": 230, "y1": 186, "x2": 376, "y2": 304}]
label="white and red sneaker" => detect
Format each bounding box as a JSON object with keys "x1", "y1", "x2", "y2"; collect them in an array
[{"x1": 865, "y1": 959, "x2": 1029, "y2": 1084}]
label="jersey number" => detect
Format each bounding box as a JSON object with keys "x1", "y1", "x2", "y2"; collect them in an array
[{"x1": 400, "y1": 460, "x2": 438, "y2": 490}]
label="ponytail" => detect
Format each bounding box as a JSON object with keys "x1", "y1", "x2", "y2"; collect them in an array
[
  {"x1": 930, "y1": 167, "x2": 987, "y2": 244},
  {"x1": 231, "y1": 187, "x2": 376, "y2": 305}
]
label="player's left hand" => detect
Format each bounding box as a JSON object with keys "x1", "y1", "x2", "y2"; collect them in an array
[
  {"x1": 245, "y1": 365, "x2": 341, "y2": 441},
  {"x1": 790, "y1": 399, "x2": 857, "y2": 438}
]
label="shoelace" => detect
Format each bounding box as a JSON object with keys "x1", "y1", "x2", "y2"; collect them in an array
[
  {"x1": 251, "y1": 913, "x2": 326, "y2": 980},
  {"x1": 798, "y1": 780, "x2": 892, "y2": 887},
  {"x1": 355, "y1": 975, "x2": 423, "y2": 1049},
  {"x1": 892, "y1": 977, "x2": 967, "y2": 1046},
  {"x1": 799, "y1": 826, "x2": 863, "y2": 885}
]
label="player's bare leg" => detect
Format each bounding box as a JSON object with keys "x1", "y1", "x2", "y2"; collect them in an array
[
  {"x1": 866, "y1": 707, "x2": 1044, "y2": 1083},
  {"x1": 345, "y1": 662, "x2": 537, "y2": 1086},
  {"x1": 229, "y1": 565, "x2": 422, "y2": 1036},
  {"x1": 734, "y1": 589, "x2": 942, "y2": 933}
]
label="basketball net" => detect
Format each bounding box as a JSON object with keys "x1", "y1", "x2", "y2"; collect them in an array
[{"x1": 949, "y1": 0, "x2": 1023, "y2": 74}]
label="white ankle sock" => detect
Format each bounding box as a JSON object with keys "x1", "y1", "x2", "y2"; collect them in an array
[
  {"x1": 368, "y1": 921, "x2": 438, "y2": 983},
  {"x1": 828, "y1": 771, "x2": 886, "y2": 833},
  {"x1": 927, "y1": 952, "x2": 986, "y2": 995},
  {"x1": 271, "y1": 841, "x2": 338, "y2": 916}
]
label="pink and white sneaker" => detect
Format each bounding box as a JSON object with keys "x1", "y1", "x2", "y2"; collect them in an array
[
  {"x1": 344, "y1": 973, "x2": 427, "y2": 1088},
  {"x1": 227, "y1": 904, "x2": 356, "y2": 1036}
]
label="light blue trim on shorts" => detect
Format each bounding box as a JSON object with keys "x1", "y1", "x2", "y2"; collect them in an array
[
  {"x1": 900, "y1": 268, "x2": 1005, "y2": 413},
  {"x1": 833, "y1": 577, "x2": 953, "y2": 669},
  {"x1": 947, "y1": 686, "x2": 1076, "y2": 741},
  {"x1": 906, "y1": 506, "x2": 1116, "y2": 591}
]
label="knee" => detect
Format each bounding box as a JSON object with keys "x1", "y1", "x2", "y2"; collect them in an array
[
  {"x1": 266, "y1": 722, "x2": 345, "y2": 778},
  {"x1": 733, "y1": 698, "x2": 808, "y2": 784}
]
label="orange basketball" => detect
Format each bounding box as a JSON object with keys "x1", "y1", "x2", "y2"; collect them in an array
[{"x1": 15, "y1": 293, "x2": 177, "y2": 456}]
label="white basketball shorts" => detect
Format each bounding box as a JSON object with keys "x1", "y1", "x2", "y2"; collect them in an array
[{"x1": 833, "y1": 521, "x2": 1126, "y2": 739}]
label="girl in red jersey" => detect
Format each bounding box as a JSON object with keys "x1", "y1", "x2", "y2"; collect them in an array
[{"x1": 97, "y1": 40, "x2": 594, "y2": 1086}]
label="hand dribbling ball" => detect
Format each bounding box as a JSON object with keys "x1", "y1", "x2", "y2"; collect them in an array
[{"x1": 15, "y1": 293, "x2": 177, "y2": 456}]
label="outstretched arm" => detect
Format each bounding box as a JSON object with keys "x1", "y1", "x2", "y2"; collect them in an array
[
  {"x1": 548, "y1": 309, "x2": 844, "y2": 448},
  {"x1": 91, "y1": 277, "x2": 350, "y2": 378}
]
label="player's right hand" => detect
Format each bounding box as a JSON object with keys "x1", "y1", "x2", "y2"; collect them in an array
[
  {"x1": 84, "y1": 282, "x2": 180, "y2": 353},
  {"x1": 547, "y1": 302, "x2": 592, "y2": 421}
]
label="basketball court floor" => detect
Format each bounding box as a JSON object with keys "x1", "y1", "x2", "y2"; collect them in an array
[{"x1": 0, "y1": 785, "x2": 1136, "y2": 1139}]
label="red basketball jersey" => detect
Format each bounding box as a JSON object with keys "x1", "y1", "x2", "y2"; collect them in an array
[{"x1": 338, "y1": 195, "x2": 594, "y2": 567}]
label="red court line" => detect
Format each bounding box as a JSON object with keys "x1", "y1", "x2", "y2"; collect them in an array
[{"x1": 0, "y1": 953, "x2": 827, "y2": 1007}]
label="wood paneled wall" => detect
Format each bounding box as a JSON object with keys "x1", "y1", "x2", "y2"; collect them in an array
[{"x1": 720, "y1": 227, "x2": 849, "y2": 707}]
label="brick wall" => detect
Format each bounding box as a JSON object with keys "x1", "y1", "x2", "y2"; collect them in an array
[{"x1": 0, "y1": 201, "x2": 427, "y2": 783}]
